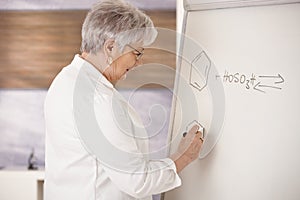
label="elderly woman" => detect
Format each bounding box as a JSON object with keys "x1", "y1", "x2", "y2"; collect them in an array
[{"x1": 44, "y1": 0, "x2": 203, "y2": 200}]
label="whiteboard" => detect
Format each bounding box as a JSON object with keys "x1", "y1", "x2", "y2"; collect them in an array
[{"x1": 164, "y1": 0, "x2": 300, "y2": 199}]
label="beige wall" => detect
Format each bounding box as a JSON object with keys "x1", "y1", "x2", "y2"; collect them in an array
[{"x1": 0, "y1": 10, "x2": 176, "y2": 88}]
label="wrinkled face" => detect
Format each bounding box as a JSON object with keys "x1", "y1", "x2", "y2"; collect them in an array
[{"x1": 111, "y1": 44, "x2": 144, "y2": 81}]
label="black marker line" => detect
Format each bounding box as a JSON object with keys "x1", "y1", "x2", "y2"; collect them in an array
[
  {"x1": 259, "y1": 74, "x2": 284, "y2": 84},
  {"x1": 191, "y1": 82, "x2": 205, "y2": 92},
  {"x1": 253, "y1": 82, "x2": 266, "y2": 93},
  {"x1": 259, "y1": 75, "x2": 278, "y2": 78},
  {"x1": 258, "y1": 85, "x2": 282, "y2": 90},
  {"x1": 194, "y1": 82, "x2": 202, "y2": 89}
]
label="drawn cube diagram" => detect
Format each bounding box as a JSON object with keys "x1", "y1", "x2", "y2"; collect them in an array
[{"x1": 189, "y1": 51, "x2": 211, "y2": 92}]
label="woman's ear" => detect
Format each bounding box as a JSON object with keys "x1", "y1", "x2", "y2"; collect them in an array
[{"x1": 103, "y1": 39, "x2": 115, "y2": 57}]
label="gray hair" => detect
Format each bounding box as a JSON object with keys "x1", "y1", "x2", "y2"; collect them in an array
[{"x1": 81, "y1": 0, "x2": 157, "y2": 54}]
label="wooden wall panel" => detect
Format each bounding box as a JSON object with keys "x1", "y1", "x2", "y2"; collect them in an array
[{"x1": 0, "y1": 10, "x2": 176, "y2": 88}]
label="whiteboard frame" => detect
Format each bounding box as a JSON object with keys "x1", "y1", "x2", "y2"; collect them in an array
[{"x1": 184, "y1": 0, "x2": 300, "y2": 11}]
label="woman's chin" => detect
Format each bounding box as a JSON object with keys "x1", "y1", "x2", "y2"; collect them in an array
[{"x1": 120, "y1": 74, "x2": 127, "y2": 81}]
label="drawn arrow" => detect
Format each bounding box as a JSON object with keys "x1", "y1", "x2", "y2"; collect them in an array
[
  {"x1": 253, "y1": 81, "x2": 282, "y2": 93},
  {"x1": 253, "y1": 82, "x2": 266, "y2": 93},
  {"x1": 258, "y1": 74, "x2": 284, "y2": 84}
]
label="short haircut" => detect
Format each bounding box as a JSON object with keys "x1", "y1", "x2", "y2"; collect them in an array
[{"x1": 81, "y1": 0, "x2": 157, "y2": 54}]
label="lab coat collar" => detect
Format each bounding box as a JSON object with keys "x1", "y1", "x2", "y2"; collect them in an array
[{"x1": 72, "y1": 54, "x2": 114, "y2": 89}]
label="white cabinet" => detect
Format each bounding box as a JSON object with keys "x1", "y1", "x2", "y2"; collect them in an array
[{"x1": 0, "y1": 170, "x2": 44, "y2": 200}]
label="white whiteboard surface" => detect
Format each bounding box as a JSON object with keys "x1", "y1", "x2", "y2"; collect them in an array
[{"x1": 165, "y1": 1, "x2": 300, "y2": 200}]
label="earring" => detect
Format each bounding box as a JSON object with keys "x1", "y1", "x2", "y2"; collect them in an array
[{"x1": 107, "y1": 56, "x2": 113, "y2": 65}]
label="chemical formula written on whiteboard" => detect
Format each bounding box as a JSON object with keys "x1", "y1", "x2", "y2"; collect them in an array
[{"x1": 216, "y1": 70, "x2": 285, "y2": 93}]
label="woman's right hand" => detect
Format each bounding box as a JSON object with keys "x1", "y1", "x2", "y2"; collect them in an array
[{"x1": 170, "y1": 125, "x2": 204, "y2": 173}]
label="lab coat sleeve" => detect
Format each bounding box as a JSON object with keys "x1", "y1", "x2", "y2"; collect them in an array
[
  {"x1": 93, "y1": 93, "x2": 182, "y2": 198},
  {"x1": 103, "y1": 157, "x2": 181, "y2": 198}
]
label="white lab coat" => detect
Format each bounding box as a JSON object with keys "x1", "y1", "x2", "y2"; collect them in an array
[{"x1": 44, "y1": 55, "x2": 181, "y2": 200}]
